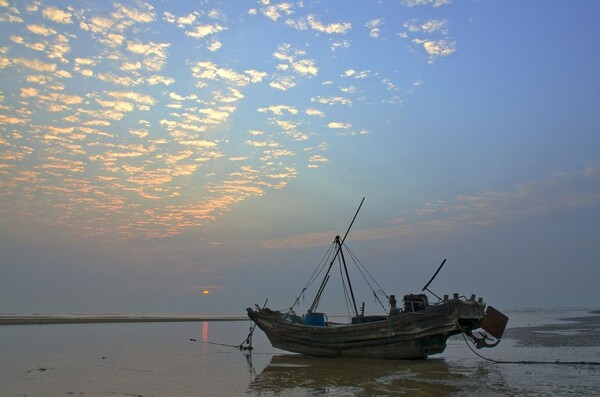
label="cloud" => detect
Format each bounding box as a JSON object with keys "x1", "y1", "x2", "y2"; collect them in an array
[
  {"x1": 260, "y1": 230, "x2": 338, "y2": 249},
  {"x1": 96, "y1": 99, "x2": 135, "y2": 113},
  {"x1": 75, "y1": 57, "x2": 96, "y2": 66},
  {"x1": 403, "y1": 19, "x2": 447, "y2": 34},
  {"x1": 47, "y1": 34, "x2": 71, "y2": 63},
  {"x1": 13, "y1": 58, "x2": 57, "y2": 72},
  {"x1": 129, "y1": 128, "x2": 149, "y2": 138},
  {"x1": 245, "y1": 70, "x2": 267, "y2": 83},
  {"x1": 112, "y1": 2, "x2": 156, "y2": 25},
  {"x1": 163, "y1": 12, "x2": 175, "y2": 24},
  {"x1": 421, "y1": 19, "x2": 447, "y2": 33},
  {"x1": 20, "y1": 87, "x2": 37, "y2": 97},
  {"x1": 177, "y1": 13, "x2": 197, "y2": 26},
  {"x1": 1, "y1": 51, "x2": 14, "y2": 67},
  {"x1": 365, "y1": 19, "x2": 382, "y2": 39},
  {"x1": 126, "y1": 41, "x2": 170, "y2": 71},
  {"x1": 305, "y1": 15, "x2": 351, "y2": 34},
  {"x1": 245, "y1": 139, "x2": 280, "y2": 148},
  {"x1": 24, "y1": 75, "x2": 52, "y2": 85},
  {"x1": 261, "y1": 3, "x2": 294, "y2": 22},
  {"x1": 258, "y1": 105, "x2": 298, "y2": 115},
  {"x1": 273, "y1": 44, "x2": 318, "y2": 76},
  {"x1": 264, "y1": 148, "x2": 295, "y2": 158},
  {"x1": 199, "y1": 106, "x2": 236, "y2": 124},
  {"x1": 97, "y1": 72, "x2": 143, "y2": 86},
  {"x1": 42, "y1": 6, "x2": 73, "y2": 24},
  {"x1": 185, "y1": 24, "x2": 225, "y2": 38},
  {"x1": 168, "y1": 92, "x2": 197, "y2": 101},
  {"x1": 27, "y1": 24, "x2": 57, "y2": 36},
  {"x1": 0, "y1": 114, "x2": 28, "y2": 125},
  {"x1": 413, "y1": 39, "x2": 456, "y2": 63},
  {"x1": 305, "y1": 108, "x2": 325, "y2": 117},
  {"x1": 308, "y1": 154, "x2": 328, "y2": 168},
  {"x1": 191, "y1": 61, "x2": 256, "y2": 87},
  {"x1": 160, "y1": 118, "x2": 207, "y2": 134},
  {"x1": 48, "y1": 92, "x2": 83, "y2": 105},
  {"x1": 327, "y1": 122, "x2": 352, "y2": 129},
  {"x1": 37, "y1": 157, "x2": 85, "y2": 173},
  {"x1": 311, "y1": 96, "x2": 352, "y2": 106},
  {"x1": 269, "y1": 76, "x2": 296, "y2": 91},
  {"x1": 270, "y1": 119, "x2": 308, "y2": 141},
  {"x1": 260, "y1": 168, "x2": 600, "y2": 249},
  {"x1": 342, "y1": 69, "x2": 370, "y2": 79},
  {"x1": 331, "y1": 40, "x2": 351, "y2": 51},
  {"x1": 207, "y1": 40, "x2": 222, "y2": 52},
  {"x1": 105, "y1": 33, "x2": 125, "y2": 47},
  {"x1": 402, "y1": 0, "x2": 451, "y2": 7},
  {"x1": 107, "y1": 91, "x2": 156, "y2": 105},
  {"x1": 146, "y1": 75, "x2": 175, "y2": 86},
  {"x1": 121, "y1": 61, "x2": 142, "y2": 71},
  {"x1": 80, "y1": 16, "x2": 114, "y2": 35}
]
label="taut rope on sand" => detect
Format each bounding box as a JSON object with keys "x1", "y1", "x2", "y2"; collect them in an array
[{"x1": 457, "y1": 322, "x2": 600, "y2": 366}]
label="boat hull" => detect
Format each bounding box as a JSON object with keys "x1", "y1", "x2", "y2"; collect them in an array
[{"x1": 247, "y1": 299, "x2": 485, "y2": 359}]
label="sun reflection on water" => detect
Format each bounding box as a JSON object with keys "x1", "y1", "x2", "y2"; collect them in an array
[{"x1": 201, "y1": 321, "x2": 208, "y2": 343}]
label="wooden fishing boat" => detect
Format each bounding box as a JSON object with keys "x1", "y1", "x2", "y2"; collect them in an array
[
  {"x1": 247, "y1": 199, "x2": 508, "y2": 359},
  {"x1": 247, "y1": 294, "x2": 506, "y2": 359}
]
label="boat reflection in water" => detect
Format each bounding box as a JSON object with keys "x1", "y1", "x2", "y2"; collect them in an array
[{"x1": 248, "y1": 354, "x2": 462, "y2": 396}]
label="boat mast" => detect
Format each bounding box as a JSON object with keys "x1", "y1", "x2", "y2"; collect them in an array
[
  {"x1": 308, "y1": 197, "x2": 365, "y2": 314},
  {"x1": 337, "y1": 235, "x2": 359, "y2": 317}
]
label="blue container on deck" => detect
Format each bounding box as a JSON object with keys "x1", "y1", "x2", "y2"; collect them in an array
[{"x1": 304, "y1": 313, "x2": 326, "y2": 326}]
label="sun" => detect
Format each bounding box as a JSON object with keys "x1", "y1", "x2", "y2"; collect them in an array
[{"x1": 202, "y1": 290, "x2": 210, "y2": 295}]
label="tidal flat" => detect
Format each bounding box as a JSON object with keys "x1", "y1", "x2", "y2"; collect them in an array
[{"x1": 1, "y1": 309, "x2": 599, "y2": 396}]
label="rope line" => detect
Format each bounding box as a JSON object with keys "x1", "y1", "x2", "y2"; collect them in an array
[
  {"x1": 289, "y1": 241, "x2": 337, "y2": 311},
  {"x1": 457, "y1": 322, "x2": 600, "y2": 366},
  {"x1": 345, "y1": 244, "x2": 388, "y2": 313}
]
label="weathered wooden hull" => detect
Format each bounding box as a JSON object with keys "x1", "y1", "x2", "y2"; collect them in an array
[{"x1": 247, "y1": 299, "x2": 486, "y2": 359}]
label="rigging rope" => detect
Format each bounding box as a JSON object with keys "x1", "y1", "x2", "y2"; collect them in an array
[
  {"x1": 288, "y1": 241, "x2": 337, "y2": 311},
  {"x1": 345, "y1": 243, "x2": 388, "y2": 313},
  {"x1": 288, "y1": 237, "x2": 393, "y2": 316},
  {"x1": 457, "y1": 322, "x2": 600, "y2": 366},
  {"x1": 338, "y1": 254, "x2": 353, "y2": 317}
]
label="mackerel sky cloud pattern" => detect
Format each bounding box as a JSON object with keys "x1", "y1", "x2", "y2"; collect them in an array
[{"x1": 0, "y1": 0, "x2": 452, "y2": 240}]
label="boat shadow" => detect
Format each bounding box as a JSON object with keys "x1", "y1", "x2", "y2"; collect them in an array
[{"x1": 248, "y1": 354, "x2": 466, "y2": 396}]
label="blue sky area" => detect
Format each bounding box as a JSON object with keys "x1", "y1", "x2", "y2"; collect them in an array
[{"x1": 1, "y1": 0, "x2": 599, "y2": 315}]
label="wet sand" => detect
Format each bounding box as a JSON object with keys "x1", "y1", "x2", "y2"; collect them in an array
[
  {"x1": 0, "y1": 314, "x2": 246, "y2": 325},
  {"x1": 504, "y1": 310, "x2": 600, "y2": 347}
]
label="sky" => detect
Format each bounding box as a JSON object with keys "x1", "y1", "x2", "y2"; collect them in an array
[{"x1": 0, "y1": 0, "x2": 599, "y2": 315}]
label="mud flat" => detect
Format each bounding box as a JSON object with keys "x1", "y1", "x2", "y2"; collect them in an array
[{"x1": 504, "y1": 310, "x2": 600, "y2": 348}]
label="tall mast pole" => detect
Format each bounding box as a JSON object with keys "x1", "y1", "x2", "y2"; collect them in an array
[
  {"x1": 308, "y1": 197, "x2": 365, "y2": 313},
  {"x1": 337, "y1": 236, "x2": 359, "y2": 317},
  {"x1": 340, "y1": 197, "x2": 365, "y2": 246}
]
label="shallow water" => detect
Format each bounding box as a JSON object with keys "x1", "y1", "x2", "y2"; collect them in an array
[{"x1": 1, "y1": 309, "x2": 599, "y2": 396}]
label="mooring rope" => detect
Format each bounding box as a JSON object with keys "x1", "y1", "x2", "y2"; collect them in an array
[
  {"x1": 205, "y1": 299, "x2": 269, "y2": 352},
  {"x1": 457, "y1": 322, "x2": 600, "y2": 366},
  {"x1": 205, "y1": 321, "x2": 255, "y2": 351}
]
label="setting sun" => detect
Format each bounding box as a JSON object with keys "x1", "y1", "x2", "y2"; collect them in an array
[{"x1": 202, "y1": 290, "x2": 210, "y2": 295}]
